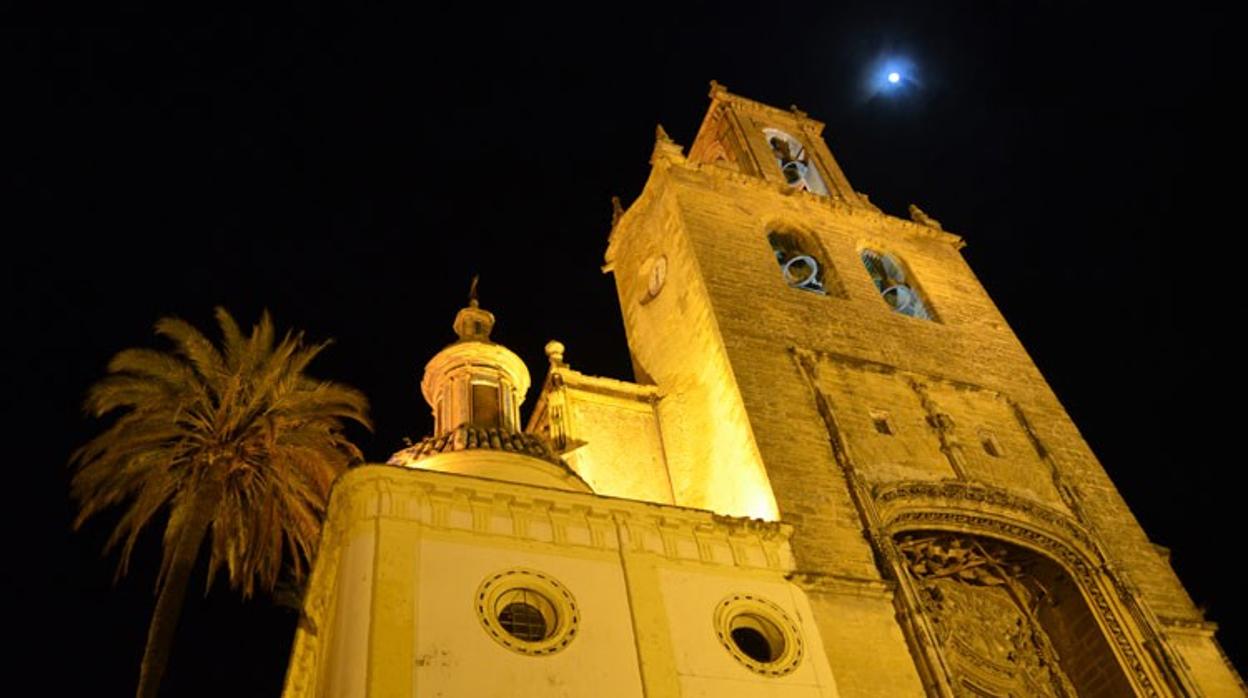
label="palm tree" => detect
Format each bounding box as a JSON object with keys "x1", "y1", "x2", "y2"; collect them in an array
[{"x1": 70, "y1": 308, "x2": 371, "y2": 698}]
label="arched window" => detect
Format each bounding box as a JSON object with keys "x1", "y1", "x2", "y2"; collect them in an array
[
  {"x1": 761, "y1": 128, "x2": 829, "y2": 196},
  {"x1": 769, "y1": 231, "x2": 834, "y2": 295},
  {"x1": 860, "y1": 249, "x2": 935, "y2": 320}
]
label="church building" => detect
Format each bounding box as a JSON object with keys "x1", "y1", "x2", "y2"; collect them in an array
[{"x1": 280, "y1": 83, "x2": 1244, "y2": 697}]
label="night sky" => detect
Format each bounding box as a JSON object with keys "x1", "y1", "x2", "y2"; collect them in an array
[{"x1": 7, "y1": 3, "x2": 1240, "y2": 695}]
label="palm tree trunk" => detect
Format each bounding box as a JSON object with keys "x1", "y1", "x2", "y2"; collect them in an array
[{"x1": 135, "y1": 478, "x2": 224, "y2": 698}]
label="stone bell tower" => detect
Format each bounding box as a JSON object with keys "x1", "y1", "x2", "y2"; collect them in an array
[{"x1": 603, "y1": 81, "x2": 1243, "y2": 695}]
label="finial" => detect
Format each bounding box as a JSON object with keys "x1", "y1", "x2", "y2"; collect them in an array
[
  {"x1": 709, "y1": 80, "x2": 728, "y2": 98},
  {"x1": 789, "y1": 104, "x2": 808, "y2": 118},
  {"x1": 545, "y1": 340, "x2": 566, "y2": 366},
  {"x1": 908, "y1": 204, "x2": 943, "y2": 230},
  {"x1": 651, "y1": 124, "x2": 685, "y2": 165},
  {"x1": 858, "y1": 191, "x2": 881, "y2": 212},
  {"x1": 611, "y1": 196, "x2": 624, "y2": 227},
  {"x1": 453, "y1": 276, "x2": 495, "y2": 341}
]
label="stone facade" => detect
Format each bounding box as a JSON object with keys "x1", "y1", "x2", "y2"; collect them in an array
[{"x1": 281, "y1": 85, "x2": 1244, "y2": 696}]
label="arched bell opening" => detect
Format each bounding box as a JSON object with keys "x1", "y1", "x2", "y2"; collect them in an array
[
  {"x1": 894, "y1": 531, "x2": 1136, "y2": 697},
  {"x1": 766, "y1": 229, "x2": 846, "y2": 298}
]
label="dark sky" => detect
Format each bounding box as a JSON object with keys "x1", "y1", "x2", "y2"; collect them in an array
[{"x1": 7, "y1": 2, "x2": 1241, "y2": 695}]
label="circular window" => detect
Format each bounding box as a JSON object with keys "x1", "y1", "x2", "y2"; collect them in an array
[
  {"x1": 714, "y1": 594, "x2": 803, "y2": 676},
  {"x1": 476, "y1": 569, "x2": 579, "y2": 655},
  {"x1": 496, "y1": 589, "x2": 554, "y2": 641},
  {"x1": 730, "y1": 614, "x2": 786, "y2": 661}
]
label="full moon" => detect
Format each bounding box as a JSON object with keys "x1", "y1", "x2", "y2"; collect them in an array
[{"x1": 887, "y1": 71, "x2": 901, "y2": 84}]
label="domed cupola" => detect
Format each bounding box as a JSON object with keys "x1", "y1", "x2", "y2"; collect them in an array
[{"x1": 389, "y1": 281, "x2": 591, "y2": 493}]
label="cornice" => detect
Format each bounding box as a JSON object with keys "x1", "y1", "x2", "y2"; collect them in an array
[
  {"x1": 664, "y1": 158, "x2": 965, "y2": 248},
  {"x1": 1157, "y1": 615, "x2": 1219, "y2": 636},
  {"x1": 550, "y1": 363, "x2": 660, "y2": 403},
  {"x1": 324, "y1": 465, "x2": 794, "y2": 572},
  {"x1": 786, "y1": 571, "x2": 896, "y2": 599}
]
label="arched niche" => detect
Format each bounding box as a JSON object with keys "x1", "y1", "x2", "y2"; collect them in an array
[
  {"x1": 874, "y1": 481, "x2": 1171, "y2": 697},
  {"x1": 766, "y1": 229, "x2": 845, "y2": 297},
  {"x1": 761, "y1": 128, "x2": 830, "y2": 195},
  {"x1": 858, "y1": 248, "x2": 937, "y2": 321},
  {"x1": 893, "y1": 530, "x2": 1134, "y2": 696}
]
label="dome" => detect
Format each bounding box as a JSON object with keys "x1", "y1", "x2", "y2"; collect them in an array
[{"x1": 389, "y1": 282, "x2": 590, "y2": 493}]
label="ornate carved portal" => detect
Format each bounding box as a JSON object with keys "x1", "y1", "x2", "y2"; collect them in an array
[{"x1": 898, "y1": 533, "x2": 1134, "y2": 697}]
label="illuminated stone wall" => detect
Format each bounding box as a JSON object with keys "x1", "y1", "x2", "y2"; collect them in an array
[
  {"x1": 526, "y1": 356, "x2": 674, "y2": 505},
  {"x1": 604, "y1": 170, "x2": 780, "y2": 522}
]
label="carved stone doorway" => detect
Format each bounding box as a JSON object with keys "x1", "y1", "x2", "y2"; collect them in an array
[{"x1": 897, "y1": 533, "x2": 1135, "y2": 697}]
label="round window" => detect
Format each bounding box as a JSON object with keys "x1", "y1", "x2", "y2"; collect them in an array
[
  {"x1": 730, "y1": 613, "x2": 786, "y2": 662},
  {"x1": 714, "y1": 594, "x2": 803, "y2": 676},
  {"x1": 476, "y1": 569, "x2": 579, "y2": 655},
  {"x1": 495, "y1": 588, "x2": 555, "y2": 642}
]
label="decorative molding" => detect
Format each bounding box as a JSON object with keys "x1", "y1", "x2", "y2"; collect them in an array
[
  {"x1": 324, "y1": 465, "x2": 794, "y2": 573},
  {"x1": 1007, "y1": 401, "x2": 1088, "y2": 519},
  {"x1": 475, "y1": 568, "x2": 580, "y2": 656},
  {"x1": 887, "y1": 511, "x2": 1160, "y2": 697},
  {"x1": 547, "y1": 363, "x2": 661, "y2": 403},
  {"x1": 897, "y1": 534, "x2": 1081, "y2": 696},
  {"x1": 390, "y1": 424, "x2": 569, "y2": 468},
  {"x1": 904, "y1": 378, "x2": 968, "y2": 478},
  {"x1": 785, "y1": 571, "x2": 896, "y2": 599},
  {"x1": 707, "y1": 80, "x2": 826, "y2": 134},
  {"x1": 713, "y1": 593, "x2": 805, "y2": 677},
  {"x1": 651, "y1": 123, "x2": 686, "y2": 166},
  {"x1": 874, "y1": 480, "x2": 1099, "y2": 561},
  {"x1": 1157, "y1": 615, "x2": 1220, "y2": 635},
  {"x1": 907, "y1": 204, "x2": 943, "y2": 230},
  {"x1": 666, "y1": 158, "x2": 965, "y2": 247}
]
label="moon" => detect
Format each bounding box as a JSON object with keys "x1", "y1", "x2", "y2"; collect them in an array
[{"x1": 859, "y1": 55, "x2": 919, "y2": 102}]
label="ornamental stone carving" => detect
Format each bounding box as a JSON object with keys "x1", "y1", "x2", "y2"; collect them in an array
[{"x1": 898, "y1": 534, "x2": 1078, "y2": 696}]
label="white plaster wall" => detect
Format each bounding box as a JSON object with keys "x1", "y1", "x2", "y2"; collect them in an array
[
  {"x1": 659, "y1": 568, "x2": 840, "y2": 697},
  {"x1": 323, "y1": 526, "x2": 377, "y2": 698},
  {"x1": 413, "y1": 536, "x2": 645, "y2": 697}
]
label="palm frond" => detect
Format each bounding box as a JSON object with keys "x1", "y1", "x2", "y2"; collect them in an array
[
  {"x1": 83, "y1": 374, "x2": 183, "y2": 418},
  {"x1": 106, "y1": 348, "x2": 199, "y2": 389},
  {"x1": 243, "y1": 310, "x2": 276, "y2": 377},
  {"x1": 214, "y1": 307, "x2": 246, "y2": 371}
]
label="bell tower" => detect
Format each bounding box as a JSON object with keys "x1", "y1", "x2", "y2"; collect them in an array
[{"x1": 605, "y1": 82, "x2": 1242, "y2": 695}]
